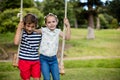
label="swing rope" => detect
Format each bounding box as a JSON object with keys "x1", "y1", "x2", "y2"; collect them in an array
[
  {"x1": 20, "y1": 0, "x2": 23, "y2": 22},
  {"x1": 13, "y1": 0, "x2": 23, "y2": 67},
  {"x1": 59, "y1": 0, "x2": 67, "y2": 75}
]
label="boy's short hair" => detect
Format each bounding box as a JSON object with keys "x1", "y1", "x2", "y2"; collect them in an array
[{"x1": 23, "y1": 13, "x2": 38, "y2": 28}]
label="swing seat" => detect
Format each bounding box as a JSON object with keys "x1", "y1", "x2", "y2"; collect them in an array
[
  {"x1": 12, "y1": 53, "x2": 18, "y2": 67},
  {"x1": 59, "y1": 63, "x2": 65, "y2": 75}
]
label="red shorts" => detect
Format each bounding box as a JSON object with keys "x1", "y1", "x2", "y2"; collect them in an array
[{"x1": 18, "y1": 59, "x2": 41, "y2": 80}]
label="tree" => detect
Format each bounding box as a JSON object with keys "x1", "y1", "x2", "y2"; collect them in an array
[
  {"x1": 0, "y1": 0, "x2": 36, "y2": 12},
  {"x1": 69, "y1": 0, "x2": 84, "y2": 28},
  {"x1": 107, "y1": 0, "x2": 120, "y2": 24},
  {"x1": 0, "y1": 8, "x2": 44, "y2": 33},
  {"x1": 80, "y1": 0, "x2": 103, "y2": 39},
  {"x1": 42, "y1": 0, "x2": 65, "y2": 29}
]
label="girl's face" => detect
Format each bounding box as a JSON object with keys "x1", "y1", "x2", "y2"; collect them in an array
[
  {"x1": 45, "y1": 16, "x2": 58, "y2": 31},
  {"x1": 24, "y1": 23, "x2": 36, "y2": 34}
]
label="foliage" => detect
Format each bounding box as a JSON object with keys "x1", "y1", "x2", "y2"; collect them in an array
[
  {"x1": 42, "y1": 0, "x2": 74, "y2": 29},
  {"x1": 107, "y1": 0, "x2": 120, "y2": 23},
  {"x1": 0, "y1": 0, "x2": 36, "y2": 12},
  {"x1": 34, "y1": 0, "x2": 44, "y2": 11},
  {"x1": 42, "y1": 0, "x2": 64, "y2": 29},
  {"x1": 110, "y1": 19, "x2": 119, "y2": 29},
  {"x1": 98, "y1": 13, "x2": 118, "y2": 29},
  {"x1": 69, "y1": 0, "x2": 85, "y2": 28},
  {"x1": 0, "y1": 8, "x2": 44, "y2": 33},
  {"x1": 99, "y1": 14, "x2": 109, "y2": 29}
]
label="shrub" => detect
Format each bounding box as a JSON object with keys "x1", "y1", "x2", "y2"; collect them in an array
[
  {"x1": 110, "y1": 19, "x2": 119, "y2": 29},
  {"x1": 0, "y1": 8, "x2": 44, "y2": 33}
]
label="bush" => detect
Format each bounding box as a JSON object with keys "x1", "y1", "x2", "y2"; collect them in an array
[
  {"x1": 110, "y1": 19, "x2": 119, "y2": 29},
  {"x1": 0, "y1": 8, "x2": 44, "y2": 33}
]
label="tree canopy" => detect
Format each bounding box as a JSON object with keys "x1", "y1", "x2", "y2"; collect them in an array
[{"x1": 0, "y1": 0, "x2": 119, "y2": 33}]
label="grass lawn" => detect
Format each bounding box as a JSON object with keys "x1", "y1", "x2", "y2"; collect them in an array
[
  {"x1": 0, "y1": 29, "x2": 120, "y2": 58},
  {"x1": 0, "y1": 60, "x2": 120, "y2": 80},
  {"x1": 0, "y1": 29, "x2": 120, "y2": 80},
  {"x1": 64, "y1": 29, "x2": 120, "y2": 57},
  {"x1": 61, "y1": 68, "x2": 120, "y2": 80},
  {"x1": 0, "y1": 68, "x2": 120, "y2": 80}
]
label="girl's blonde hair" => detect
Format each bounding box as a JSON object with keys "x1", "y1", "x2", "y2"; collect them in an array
[{"x1": 44, "y1": 13, "x2": 59, "y2": 23}]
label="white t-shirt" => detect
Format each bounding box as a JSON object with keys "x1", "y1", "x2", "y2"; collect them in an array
[{"x1": 39, "y1": 27, "x2": 61, "y2": 57}]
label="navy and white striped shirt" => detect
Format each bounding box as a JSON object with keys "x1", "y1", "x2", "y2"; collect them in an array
[{"x1": 19, "y1": 30, "x2": 42, "y2": 60}]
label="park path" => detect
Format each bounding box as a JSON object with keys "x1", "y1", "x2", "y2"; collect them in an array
[
  {"x1": 63, "y1": 56, "x2": 120, "y2": 60},
  {"x1": 1, "y1": 56, "x2": 120, "y2": 62}
]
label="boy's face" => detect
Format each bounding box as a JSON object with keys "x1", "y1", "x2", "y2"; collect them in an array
[
  {"x1": 45, "y1": 16, "x2": 58, "y2": 31},
  {"x1": 24, "y1": 23, "x2": 36, "y2": 34}
]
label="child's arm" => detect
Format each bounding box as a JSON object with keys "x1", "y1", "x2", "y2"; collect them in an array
[
  {"x1": 34, "y1": 29, "x2": 42, "y2": 34},
  {"x1": 14, "y1": 21, "x2": 23, "y2": 45},
  {"x1": 60, "y1": 18, "x2": 71, "y2": 40}
]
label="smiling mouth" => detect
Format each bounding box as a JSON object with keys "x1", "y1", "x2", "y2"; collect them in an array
[
  {"x1": 50, "y1": 26, "x2": 55, "y2": 29},
  {"x1": 26, "y1": 30, "x2": 32, "y2": 34}
]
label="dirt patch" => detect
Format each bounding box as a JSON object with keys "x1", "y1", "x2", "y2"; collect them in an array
[
  {"x1": 1, "y1": 43, "x2": 119, "y2": 62},
  {"x1": 0, "y1": 42, "x2": 72, "y2": 61},
  {"x1": 0, "y1": 43, "x2": 17, "y2": 61},
  {"x1": 64, "y1": 56, "x2": 120, "y2": 60}
]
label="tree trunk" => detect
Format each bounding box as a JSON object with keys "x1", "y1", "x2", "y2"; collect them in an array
[
  {"x1": 87, "y1": 26, "x2": 95, "y2": 39},
  {"x1": 87, "y1": 4, "x2": 95, "y2": 39},
  {"x1": 87, "y1": 14, "x2": 95, "y2": 39},
  {"x1": 96, "y1": 17, "x2": 100, "y2": 29},
  {"x1": 74, "y1": 18, "x2": 78, "y2": 28}
]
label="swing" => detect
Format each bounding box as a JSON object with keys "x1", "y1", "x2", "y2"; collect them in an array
[
  {"x1": 12, "y1": 1, "x2": 68, "y2": 74},
  {"x1": 59, "y1": 0, "x2": 68, "y2": 75},
  {"x1": 12, "y1": 0, "x2": 23, "y2": 67}
]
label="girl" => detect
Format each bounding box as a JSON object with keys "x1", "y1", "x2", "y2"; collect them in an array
[{"x1": 35, "y1": 13, "x2": 71, "y2": 80}]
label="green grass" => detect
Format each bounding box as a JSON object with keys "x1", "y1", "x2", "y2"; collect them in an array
[
  {"x1": 0, "y1": 59, "x2": 120, "y2": 72},
  {"x1": 61, "y1": 68, "x2": 120, "y2": 80},
  {"x1": 64, "y1": 59, "x2": 120, "y2": 68},
  {"x1": 0, "y1": 59, "x2": 120, "y2": 80},
  {"x1": 0, "y1": 29, "x2": 120, "y2": 80},
  {"x1": 65, "y1": 29, "x2": 120, "y2": 57},
  {"x1": 0, "y1": 68, "x2": 120, "y2": 80},
  {"x1": 0, "y1": 32, "x2": 14, "y2": 44},
  {"x1": 0, "y1": 29, "x2": 120, "y2": 57}
]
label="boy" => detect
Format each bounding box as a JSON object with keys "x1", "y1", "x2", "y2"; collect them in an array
[{"x1": 14, "y1": 13, "x2": 42, "y2": 80}]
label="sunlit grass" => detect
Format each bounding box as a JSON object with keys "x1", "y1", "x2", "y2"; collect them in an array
[
  {"x1": 0, "y1": 32, "x2": 14, "y2": 43},
  {"x1": 0, "y1": 29, "x2": 120, "y2": 80},
  {"x1": 65, "y1": 29, "x2": 120, "y2": 57},
  {"x1": 61, "y1": 68, "x2": 120, "y2": 80},
  {"x1": 0, "y1": 61, "x2": 120, "y2": 80},
  {"x1": 0, "y1": 29, "x2": 120, "y2": 57}
]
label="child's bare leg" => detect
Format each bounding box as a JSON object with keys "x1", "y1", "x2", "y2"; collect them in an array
[
  {"x1": 33, "y1": 78, "x2": 40, "y2": 80},
  {"x1": 22, "y1": 79, "x2": 30, "y2": 80}
]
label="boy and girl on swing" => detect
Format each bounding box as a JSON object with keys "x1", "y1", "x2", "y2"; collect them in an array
[{"x1": 14, "y1": 12, "x2": 71, "y2": 80}]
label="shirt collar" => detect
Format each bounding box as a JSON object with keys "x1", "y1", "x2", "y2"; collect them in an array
[{"x1": 46, "y1": 27, "x2": 56, "y2": 33}]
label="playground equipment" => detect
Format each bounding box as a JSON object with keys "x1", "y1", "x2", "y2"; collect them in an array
[
  {"x1": 12, "y1": 1, "x2": 68, "y2": 75},
  {"x1": 59, "y1": 0, "x2": 68, "y2": 75},
  {"x1": 12, "y1": 0, "x2": 23, "y2": 67}
]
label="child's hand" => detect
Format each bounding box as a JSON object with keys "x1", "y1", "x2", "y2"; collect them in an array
[
  {"x1": 64, "y1": 18, "x2": 70, "y2": 27},
  {"x1": 34, "y1": 29, "x2": 41, "y2": 34},
  {"x1": 17, "y1": 21, "x2": 24, "y2": 30}
]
